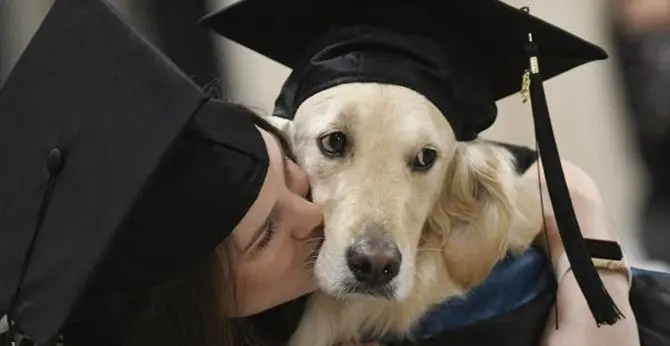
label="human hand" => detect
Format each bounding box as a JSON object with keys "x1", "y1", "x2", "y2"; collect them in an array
[
  {"x1": 539, "y1": 271, "x2": 640, "y2": 346},
  {"x1": 523, "y1": 160, "x2": 639, "y2": 346},
  {"x1": 522, "y1": 159, "x2": 616, "y2": 258}
]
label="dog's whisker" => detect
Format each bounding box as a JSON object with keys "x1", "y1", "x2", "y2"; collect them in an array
[
  {"x1": 440, "y1": 248, "x2": 461, "y2": 256},
  {"x1": 416, "y1": 248, "x2": 445, "y2": 252}
]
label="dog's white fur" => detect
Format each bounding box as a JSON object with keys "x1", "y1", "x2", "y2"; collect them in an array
[{"x1": 267, "y1": 83, "x2": 544, "y2": 346}]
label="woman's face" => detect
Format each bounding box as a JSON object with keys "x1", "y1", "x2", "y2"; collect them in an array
[{"x1": 218, "y1": 126, "x2": 324, "y2": 316}]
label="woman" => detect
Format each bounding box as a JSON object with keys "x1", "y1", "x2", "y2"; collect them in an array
[
  {"x1": 0, "y1": 1, "x2": 325, "y2": 345},
  {"x1": 58, "y1": 108, "x2": 326, "y2": 346},
  {"x1": 610, "y1": 0, "x2": 670, "y2": 266}
]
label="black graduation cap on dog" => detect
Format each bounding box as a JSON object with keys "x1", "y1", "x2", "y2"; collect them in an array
[
  {"x1": 202, "y1": 0, "x2": 625, "y2": 326},
  {"x1": 0, "y1": 0, "x2": 269, "y2": 344}
]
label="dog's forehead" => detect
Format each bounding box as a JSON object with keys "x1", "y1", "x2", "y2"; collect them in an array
[{"x1": 296, "y1": 83, "x2": 454, "y2": 143}]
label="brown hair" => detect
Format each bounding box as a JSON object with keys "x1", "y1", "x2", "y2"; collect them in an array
[
  {"x1": 249, "y1": 108, "x2": 296, "y2": 161},
  {"x1": 62, "y1": 107, "x2": 295, "y2": 346}
]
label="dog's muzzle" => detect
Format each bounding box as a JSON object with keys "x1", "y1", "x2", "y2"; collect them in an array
[{"x1": 345, "y1": 233, "x2": 402, "y2": 298}]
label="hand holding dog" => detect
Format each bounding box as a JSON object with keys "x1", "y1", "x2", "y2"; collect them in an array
[{"x1": 524, "y1": 160, "x2": 640, "y2": 346}]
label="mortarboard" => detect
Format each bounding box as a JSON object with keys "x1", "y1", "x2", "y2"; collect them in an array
[
  {"x1": 0, "y1": 0, "x2": 269, "y2": 344},
  {"x1": 202, "y1": 0, "x2": 626, "y2": 326}
]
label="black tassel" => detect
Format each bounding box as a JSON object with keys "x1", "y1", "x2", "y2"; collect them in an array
[
  {"x1": 4, "y1": 148, "x2": 66, "y2": 344},
  {"x1": 524, "y1": 34, "x2": 624, "y2": 326}
]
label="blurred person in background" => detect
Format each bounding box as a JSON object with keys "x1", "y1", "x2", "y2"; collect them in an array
[{"x1": 610, "y1": 0, "x2": 670, "y2": 265}]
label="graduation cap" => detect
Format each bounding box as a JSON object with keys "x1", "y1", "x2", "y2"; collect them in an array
[
  {"x1": 202, "y1": 0, "x2": 626, "y2": 326},
  {"x1": 0, "y1": 0, "x2": 269, "y2": 344}
]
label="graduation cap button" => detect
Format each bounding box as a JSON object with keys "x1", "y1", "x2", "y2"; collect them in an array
[{"x1": 46, "y1": 148, "x2": 65, "y2": 175}]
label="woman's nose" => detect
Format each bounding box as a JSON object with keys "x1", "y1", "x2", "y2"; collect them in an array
[
  {"x1": 290, "y1": 196, "x2": 323, "y2": 240},
  {"x1": 286, "y1": 160, "x2": 310, "y2": 198},
  {"x1": 285, "y1": 161, "x2": 322, "y2": 239}
]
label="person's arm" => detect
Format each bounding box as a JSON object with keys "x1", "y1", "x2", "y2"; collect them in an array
[{"x1": 524, "y1": 160, "x2": 639, "y2": 346}]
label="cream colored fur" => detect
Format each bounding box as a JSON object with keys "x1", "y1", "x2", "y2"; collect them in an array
[{"x1": 266, "y1": 83, "x2": 544, "y2": 346}]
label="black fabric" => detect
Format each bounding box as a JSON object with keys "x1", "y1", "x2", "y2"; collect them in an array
[
  {"x1": 246, "y1": 294, "x2": 311, "y2": 345},
  {"x1": 95, "y1": 100, "x2": 268, "y2": 289},
  {"x1": 486, "y1": 141, "x2": 539, "y2": 174},
  {"x1": 397, "y1": 285, "x2": 555, "y2": 346},
  {"x1": 272, "y1": 25, "x2": 496, "y2": 141},
  {"x1": 0, "y1": 0, "x2": 268, "y2": 343},
  {"x1": 584, "y1": 239, "x2": 624, "y2": 261},
  {"x1": 631, "y1": 270, "x2": 670, "y2": 346},
  {"x1": 202, "y1": 0, "x2": 607, "y2": 140},
  {"x1": 395, "y1": 268, "x2": 670, "y2": 346}
]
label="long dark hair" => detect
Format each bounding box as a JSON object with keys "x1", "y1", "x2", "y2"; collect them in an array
[{"x1": 61, "y1": 107, "x2": 299, "y2": 346}]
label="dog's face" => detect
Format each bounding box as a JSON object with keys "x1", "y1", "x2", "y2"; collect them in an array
[{"x1": 287, "y1": 83, "x2": 457, "y2": 300}]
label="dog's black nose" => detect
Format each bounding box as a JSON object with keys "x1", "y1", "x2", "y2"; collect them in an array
[{"x1": 346, "y1": 235, "x2": 401, "y2": 287}]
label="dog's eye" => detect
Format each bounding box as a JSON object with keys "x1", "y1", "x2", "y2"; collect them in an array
[
  {"x1": 411, "y1": 148, "x2": 437, "y2": 172},
  {"x1": 318, "y1": 132, "x2": 347, "y2": 157}
]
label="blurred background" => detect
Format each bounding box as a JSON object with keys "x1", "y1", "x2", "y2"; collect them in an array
[{"x1": 1, "y1": 0, "x2": 668, "y2": 270}]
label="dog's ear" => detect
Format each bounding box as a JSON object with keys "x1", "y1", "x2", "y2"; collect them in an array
[
  {"x1": 265, "y1": 115, "x2": 293, "y2": 138},
  {"x1": 427, "y1": 142, "x2": 542, "y2": 290}
]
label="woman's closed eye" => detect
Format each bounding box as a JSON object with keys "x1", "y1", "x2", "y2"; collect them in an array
[{"x1": 255, "y1": 218, "x2": 277, "y2": 250}]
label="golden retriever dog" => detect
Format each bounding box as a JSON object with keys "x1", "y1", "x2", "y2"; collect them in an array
[{"x1": 267, "y1": 82, "x2": 544, "y2": 346}]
